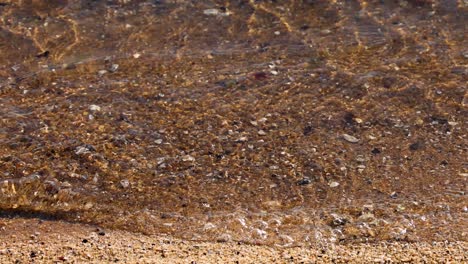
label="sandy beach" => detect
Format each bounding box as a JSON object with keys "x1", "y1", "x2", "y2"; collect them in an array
[{"x1": 0, "y1": 218, "x2": 466, "y2": 263}]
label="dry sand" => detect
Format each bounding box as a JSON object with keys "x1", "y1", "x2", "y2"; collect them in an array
[{"x1": 0, "y1": 218, "x2": 466, "y2": 263}]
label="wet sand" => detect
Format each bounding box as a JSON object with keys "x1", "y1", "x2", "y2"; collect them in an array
[{"x1": 1, "y1": 218, "x2": 466, "y2": 263}]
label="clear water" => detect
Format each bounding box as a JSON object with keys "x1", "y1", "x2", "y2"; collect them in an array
[{"x1": 0, "y1": 0, "x2": 466, "y2": 246}]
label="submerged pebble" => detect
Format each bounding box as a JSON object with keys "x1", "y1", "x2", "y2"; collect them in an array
[
  {"x1": 342, "y1": 134, "x2": 360, "y2": 143},
  {"x1": 120, "y1": 179, "x2": 130, "y2": 189},
  {"x1": 89, "y1": 105, "x2": 101, "y2": 112}
]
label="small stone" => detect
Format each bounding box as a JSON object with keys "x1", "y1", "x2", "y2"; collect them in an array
[
  {"x1": 396, "y1": 204, "x2": 405, "y2": 212},
  {"x1": 216, "y1": 233, "x2": 232, "y2": 242},
  {"x1": 61, "y1": 181, "x2": 72, "y2": 188},
  {"x1": 120, "y1": 179, "x2": 130, "y2": 188},
  {"x1": 109, "y1": 64, "x2": 119, "y2": 72},
  {"x1": 330, "y1": 213, "x2": 348, "y2": 227},
  {"x1": 84, "y1": 202, "x2": 94, "y2": 210},
  {"x1": 89, "y1": 104, "x2": 101, "y2": 111},
  {"x1": 203, "y1": 8, "x2": 220, "y2": 15},
  {"x1": 297, "y1": 178, "x2": 311, "y2": 186},
  {"x1": 98, "y1": 70, "x2": 107, "y2": 76},
  {"x1": 371, "y1": 148, "x2": 381, "y2": 154},
  {"x1": 154, "y1": 139, "x2": 163, "y2": 144},
  {"x1": 463, "y1": 51, "x2": 468, "y2": 59},
  {"x1": 236, "y1": 136, "x2": 248, "y2": 142},
  {"x1": 357, "y1": 165, "x2": 366, "y2": 173},
  {"x1": 133, "y1": 53, "x2": 141, "y2": 59},
  {"x1": 182, "y1": 155, "x2": 195, "y2": 162},
  {"x1": 342, "y1": 134, "x2": 359, "y2": 143},
  {"x1": 203, "y1": 8, "x2": 228, "y2": 16},
  {"x1": 329, "y1": 181, "x2": 340, "y2": 188},
  {"x1": 358, "y1": 213, "x2": 375, "y2": 222},
  {"x1": 279, "y1": 234, "x2": 294, "y2": 245},
  {"x1": 75, "y1": 145, "x2": 94, "y2": 155},
  {"x1": 204, "y1": 223, "x2": 216, "y2": 230},
  {"x1": 253, "y1": 228, "x2": 268, "y2": 239},
  {"x1": 409, "y1": 141, "x2": 423, "y2": 151},
  {"x1": 258, "y1": 130, "x2": 267, "y2": 136}
]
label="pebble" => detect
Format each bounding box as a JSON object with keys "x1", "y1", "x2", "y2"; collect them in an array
[
  {"x1": 120, "y1": 179, "x2": 130, "y2": 188},
  {"x1": 98, "y1": 70, "x2": 107, "y2": 76},
  {"x1": 203, "y1": 9, "x2": 228, "y2": 16},
  {"x1": 463, "y1": 51, "x2": 468, "y2": 59},
  {"x1": 203, "y1": 9, "x2": 220, "y2": 15},
  {"x1": 237, "y1": 136, "x2": 248, "y2": 142},
  {"x1": 329, "y1": 181, "x2": 340, "y2": 188},
  {"x1": 297, "y1": 178, "x2": 311, "y2": 186},
  {"x1": 61, "y1": 181, "x2": 72, "y2": 188},
  {"x1": 258, "y1": 130, "x2": 266, "y2": 136},
  {"x1": 75, "y1": 145, "x2": 92, "y2": 155},
  {"x1": 254, "y1": 229, "x2": 268, "y2": 239},
  {"x1": 84, "y1": 202, "x2": 94, "y2": 210},
  {"x1": 203, "y1": 223, "x2": 216, "y2": 230},
  {"x1": 216, "y1": 233, "x2": 232, "y2": 242},
  {"x1": 133, "y1": 53, "x2": 141, "y2": 59},
  {"x1": 89, "y1": 104, "x2": 101, "y2": 112},
  {"x1": 342, "y1": 134, "x2": 359, "y2": 143},
  {"x1": 109, "y1": 64, "x2": 119, "y2": 72},
  {"x1": 357, "y1": 165, "x2": 366, "y2": 173},
  {"x1": 277, "y1": 235, "x2": 294, "y2": 247},
  {"x1": 182, "y1": 155, "x2": 195, "y2": 162},
  {"x1": 330, "y1": 214, "x2": 348, "y2": 226},
  {"x1": 371, "y1": 148, "x2": 381, "y2": 154}
]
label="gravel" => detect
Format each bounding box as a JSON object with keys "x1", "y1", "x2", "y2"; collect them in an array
[{"x1": 0, "y1": 218, "x2": 466, "y2": 263}]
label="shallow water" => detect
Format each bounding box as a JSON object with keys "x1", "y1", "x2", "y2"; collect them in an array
[{"x1": 0, "y1": 0, "x2": 466, "y2": 246}]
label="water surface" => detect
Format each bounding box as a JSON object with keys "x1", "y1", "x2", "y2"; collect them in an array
[{"x1": 0, "y1": 0, "x2": 466, "y2": 246}]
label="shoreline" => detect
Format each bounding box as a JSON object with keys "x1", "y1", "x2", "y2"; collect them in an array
[{"x1": 0, "y1": 218, "x2": 466, "y2": 263}]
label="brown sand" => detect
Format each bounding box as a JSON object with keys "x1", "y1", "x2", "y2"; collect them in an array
[{"x1": 0, "y1": 218, "x2": 466, "y2": 263}]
